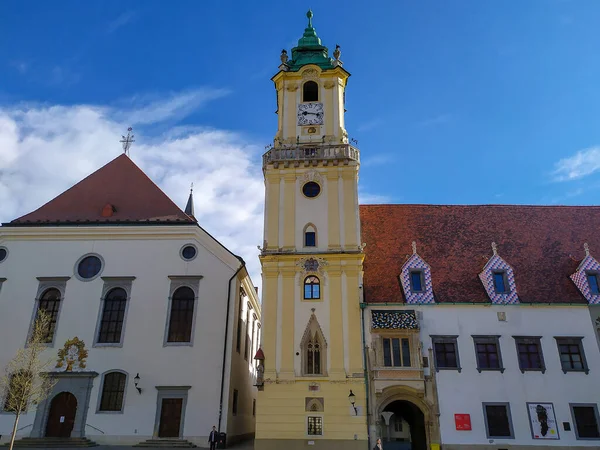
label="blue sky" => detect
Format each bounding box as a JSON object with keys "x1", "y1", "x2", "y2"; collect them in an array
[{"x1": 1, "y1": 0, "x2": 600, "y2": 283}]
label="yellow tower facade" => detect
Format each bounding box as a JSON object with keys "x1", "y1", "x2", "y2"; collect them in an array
[{"x1": 255, "y1": 11, "x2": 367, "y2": 450}]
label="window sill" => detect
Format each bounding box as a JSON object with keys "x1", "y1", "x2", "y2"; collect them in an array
[
  {"x1": 477, "y1": 368, "x2": 505, "y2": 373},
  {"x1": 96, "y1": 410, "x2": 124, "y2": 414},
  {"x1": 436, "y1": 367, "x2": 462, "y2": 373},
  {"x1": 93, "y1": 343, "x2": 123, "y2": 348},
  {"x1": 164, "y1": 342, "x2": 193, "y2": 347},
  {"x1": 519, "y1": 368, "x2": 545, "y2": 374},
  {"x1": 487, "y1": 435, "x2": 514, "y2": 440},
  {"x1": 562, "y1": 368, "x2": 589, "y2": 375}
]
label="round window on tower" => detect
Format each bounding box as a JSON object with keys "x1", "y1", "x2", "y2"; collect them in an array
[
  {"x1": 302, "y1": 182, "x2": 321, "y2": 198},
  {"x1": 75, "y1": 254, "x2": 104, "y2": 281}
]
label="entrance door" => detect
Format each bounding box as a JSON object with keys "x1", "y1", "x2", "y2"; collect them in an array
[
  {"x1": 45, "y1": 392, "x2": 77, "y2": 438},
  {"x1": 158, "y1": 398, "x2": 183, "y2": 438}
]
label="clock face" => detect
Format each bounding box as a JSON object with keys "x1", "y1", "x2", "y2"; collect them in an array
[{"x1": 298, "y1": 102, "x2": 324, "y2": 125}]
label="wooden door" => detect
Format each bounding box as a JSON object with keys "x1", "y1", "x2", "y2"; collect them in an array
[
  {"x1": 45, "y1": 392, "x2": 77, "y2": 438},
  {"x1": 158, "y1": 398, "x2": 183, "y2": 438}
]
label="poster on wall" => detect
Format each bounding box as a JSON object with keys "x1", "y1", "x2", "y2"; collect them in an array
[
  {"x1": 454, "y1": 414, "x2": 471, "y2": 431},
  {"x1": 527, "y1": 403, "x2": 560, "y2": 440}
]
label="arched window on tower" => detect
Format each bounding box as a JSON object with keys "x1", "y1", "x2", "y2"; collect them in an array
[
  {"x1": 306, "y1": 339, "x2": 322, "y2": 375},
  {"x1": 304, "y1": 276, "x2": 321, "y2": 300},
  {"x1": 304, "y1": 224, "x2": 317, "y2": 247},
  {"x1": 303, "y1": 81, "x2": 318, "y2": 102},
  {"x1": 301, "y1": 313, "x2": 327, "y2": 376}
]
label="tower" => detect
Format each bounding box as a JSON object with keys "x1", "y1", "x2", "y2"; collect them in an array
[{"x1": 255, "y1": 11, "x2": 367, "y2": 450}]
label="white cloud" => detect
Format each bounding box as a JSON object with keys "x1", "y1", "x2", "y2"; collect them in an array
[
  {"x1": 553, "y1": 146, "x2": 600, "y2": 181},
  {"x1": 0, "y1": 90, "x2": 264, "y2": 289}
]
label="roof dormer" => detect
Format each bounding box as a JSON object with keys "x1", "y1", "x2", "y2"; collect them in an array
[
  {"x1": 570, "y1": 243, "x2": 600, "y2": 305},
  {"x1": 399, "y1": 242, "x2": 435, "y2": 304},
  {"x1": 479, "y1": 242, "x2": 519, "y2": 304}
]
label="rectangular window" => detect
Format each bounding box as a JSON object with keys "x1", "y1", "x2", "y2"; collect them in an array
[
  {"x1": 167, "y1": 295, "x2": 194, "y2": 343},
  {"x1": 556, "y1": 337, "x2": 588, "y2": 373},
  {"x1": 514, "y1": 336, "x2": 545, "y2": 373},
  {"x1": 410, "y1": 271, "x2": 423, "y2": 292},
  {"x1": 305, "y1": 232, "x2": 316, "y2": 247},
  {"x1": 232, "y1": 389, "x2": 238, "y2": 416},
  {"x1": 587, "y1": 273, "x2": 600, "y2": 295},
  {"x1": 382, "y1": 337, "x2": 411, "y2": 367},
  {"x1": 97, "y1": 293, "x2": 127, "y2": 344},
  {"x1": 493, "y1": 271, "x2": 508, "y2": 293},
  {"x1": 473, "y1": 336, "x2": 504, "y2": 372},
  {"x1": 571, "y1": 404, "x2": 600, "y2": 439},
  {"x1": 394, "y1": 418, "x2": 403, "y2": 432},
  {"x1": 483, "y1": 403, "x2": 514, "y2": 439},
  {"x1": 307, "y1": 416, "x2": 323, "y2": 436},
  {"x1": 236, "y1": 294, "x2": 243, "y2": 353},
  {"x1": 252, "y1": 399, "x2": 256, "y2": 417},
  {"x1": 431, "y1": 336, "x2": 460, "y2": 371}
]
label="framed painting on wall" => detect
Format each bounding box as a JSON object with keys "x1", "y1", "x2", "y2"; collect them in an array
[{"x1": 527, "y1": 402, "x2": 559, "y2": 440}]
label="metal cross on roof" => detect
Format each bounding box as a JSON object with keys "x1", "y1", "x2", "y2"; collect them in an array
[
  {"x1": 491, "y1": 242, "x2": 498, "y2": 255},
  {"x1": 120, "y1": 127, "x2": 135, "y2": 155},
  {"x1": 584, "y1": 242, "x2": 590, "y2": 257}
]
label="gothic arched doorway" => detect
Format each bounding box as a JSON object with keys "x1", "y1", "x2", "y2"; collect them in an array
[
  {"x1": 45, "y1": 392, "x2": 77, "y2": 438},
  {"x1": 380, "y1": 400, "x2": 427, "y2": 450}
]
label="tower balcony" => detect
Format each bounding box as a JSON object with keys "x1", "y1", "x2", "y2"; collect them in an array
[{"x1": 262, "y1": 143, "x2": 360, "y2": 169}]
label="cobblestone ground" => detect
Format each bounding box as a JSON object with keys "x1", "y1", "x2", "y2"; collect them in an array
[{"x1": 8, "y1": 441, "x2": 255, "y2": 450}]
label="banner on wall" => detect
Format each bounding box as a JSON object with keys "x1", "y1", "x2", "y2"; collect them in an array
[
  {"x1": 454, "y1": 414, "x2": 471, "y2": 431},
  {"x1": 527, "y1": 403, "x2": 559, "y2": 440}
]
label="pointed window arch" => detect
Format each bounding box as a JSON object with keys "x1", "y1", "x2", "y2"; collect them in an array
[
  {"x1": 304, "y1": 276, "x2": 320, "y2": 300},
  {"x1": 304, "y1": 224, "x2": 317, "y2": 247},
  {"x1": 303, "y1": 81, "x2": 319, "y2": 102},
  {"x1": 301, "y1": 313, "x2": 327, "y2": 376}
]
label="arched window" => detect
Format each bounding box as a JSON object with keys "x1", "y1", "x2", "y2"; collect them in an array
[
  {"x1": 304, "y1": 276, "x2": 321, "y2": 300},
  {"x1": 304, "y1": 225, "x2": 316, "y2": 247},
  {"x1": 303, "y1": 81, "x2": 318, "y2": 102},
  {"x1": 36, "y1": 288, "x2": 61, "y2": 343},
  {"x1": 301, "y1": 313, "x2": 327, "y2": 376},
  {"x1": 99, "y1": 371, "x2": 126, "y2": 412},
  {"x1": 306, "y1": 338, "x2": 322, "y2": 375},
  {"x1": 97, "y1": 288, "x2": 127, "y2": 344},
  {"x1": 167, "y1": 287, "x2": 195, "y2": 343}
]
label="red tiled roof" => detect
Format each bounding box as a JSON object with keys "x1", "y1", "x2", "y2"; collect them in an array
[
  {"x1": 360, "y1": 204, "x2": 600, "y2": 304},
  {"x1": 7, "y1": 154, "x2": 194, "y2": 225}
]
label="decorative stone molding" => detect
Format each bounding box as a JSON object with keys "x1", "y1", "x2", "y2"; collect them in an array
[
  {"x1": 56, "y1": 337, "x2": 88, "y2": 372},
  {"x1": 296, "y1": 257, "x2": 329, "y2": 284},
  {"x1": 372, "y1": 310, "x2": 419, "y2": 330},
  {"x1": 323, "y1": 80, "x2": 336, "y2": 89},
  {"x1": 300, "y1": 170, "x2": 323, "y2": 184},
  {"x1": 285, "y1": 82, "x2": 299, "y2": 92},
  {"x1": 301, "y1": 68, "x2": 319, "y2": 79}
]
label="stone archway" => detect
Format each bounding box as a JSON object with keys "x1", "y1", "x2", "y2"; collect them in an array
[{"x1": 375, "y1": 386, "x2": 439, "y2": 450}]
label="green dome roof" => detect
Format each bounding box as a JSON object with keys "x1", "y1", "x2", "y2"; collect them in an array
[{"x1": 286, "y1": 10, "x2": 336, "y2": 72}]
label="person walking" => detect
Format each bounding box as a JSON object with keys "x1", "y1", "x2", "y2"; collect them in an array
[
  {"x1": 209, "y1": 426, "x2": 219, "y2": 450},
  {"x1": 373, "y1": 437, "x2": 383, "y2": 450}
]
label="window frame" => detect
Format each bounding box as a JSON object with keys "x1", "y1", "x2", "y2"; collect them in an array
[
  {"x1": 431, "y1": 335, "x2": 461, "y2": 372},
  {"x1": 163, "y1": 276, "x2": 202, "y2": 347},
  {"x1": 303, "y1": 276, "x2": 321, "y2": 300},
  {"x1": 472, "y1": 335, "x2": 504, "y2": 373},
  {"x1": 93, "y1": 277, "x2": 134, "y2": 348},
  {"x1": 306, "y1": 415, "x2": 324, "y2": 437},
  {"x1": 492, "y1": 270, "x2": 509, "y2": 294},
  {"x1": 27, "y1": 277, "x2": 70, "y2": 348},
  {"x1": 304, "y1": 223, "x2": 317, "y2": 248},
  {"x1": 302, "y1": 81, "x2": 319, "y2": 102},
  {"x1": 513, "y1": 336, "x2": 545, "y2": 374},
  {"x1": 236, "y1": 289, "x2": 245, "y2": 353},
  {"x1": 586, "y1": 271, "x2": 600, "y2": 295},
  {"x1": 482, "y1": 402, "x2": 515, "y2": 439},
  {"x1": 409, "y1": 270, "x2": 425, "y2": 293},
  {"x1": 96, "y1": 370, "x2": 128, "y2": 414},
  {"x1": 74, "y1": 253, "x2": 104, "y2": 282},
  {"x1": 382, "y1": 337, "x2": 411, "y2": 368},
  {"x1": 570, "y1": 403, "x2": 600, "y2": 440},
  {"x1": 555, "y1": 337, "x2": 589, "y2": 374}
]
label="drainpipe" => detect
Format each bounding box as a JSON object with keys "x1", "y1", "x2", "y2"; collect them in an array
[
  {"x1": 360, "y1": 295, "x2": 371, "y2": 449},
  {"x1": 217, "y1": 260, "x2": 245, "y2": 434}
]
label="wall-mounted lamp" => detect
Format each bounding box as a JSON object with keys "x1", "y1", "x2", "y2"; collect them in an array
[
  {"x1": 134, "y1": 373, "x2": 142, "y2": 394},
  {"x1": 348, "y1": 390, "x2": 357, "y2": 416},
  {"x1": 254, "y1": 348, "x2": 265, "y2": 391}
]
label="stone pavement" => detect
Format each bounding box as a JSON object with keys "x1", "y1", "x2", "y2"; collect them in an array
[{"x1": 7, "y1": 442, "x2": 255, "y2": 450}]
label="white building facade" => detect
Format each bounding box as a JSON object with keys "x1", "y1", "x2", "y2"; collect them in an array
[
  {"x1": 0, "y1": 154, "x2": 261, "y2": 447},
  {"x1": 360, "y1": 204, "x2": 600, "y2": 450}
]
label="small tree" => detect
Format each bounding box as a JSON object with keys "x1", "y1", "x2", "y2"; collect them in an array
[{"x1": 0, "y1": 310, "x2": 57, "y2": 450}]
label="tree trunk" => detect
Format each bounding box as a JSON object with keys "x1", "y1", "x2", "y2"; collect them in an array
[{"x1": 8, "y1": 412, "x2": 20, "y2": 450}]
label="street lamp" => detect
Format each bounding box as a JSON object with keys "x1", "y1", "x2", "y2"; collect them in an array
[
  {"x1": 134, "y1": 373, "x2": 142, "y2": 394},
  {"x1": 348, "y1": 390, "x2": 357, "y2": 415}
]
